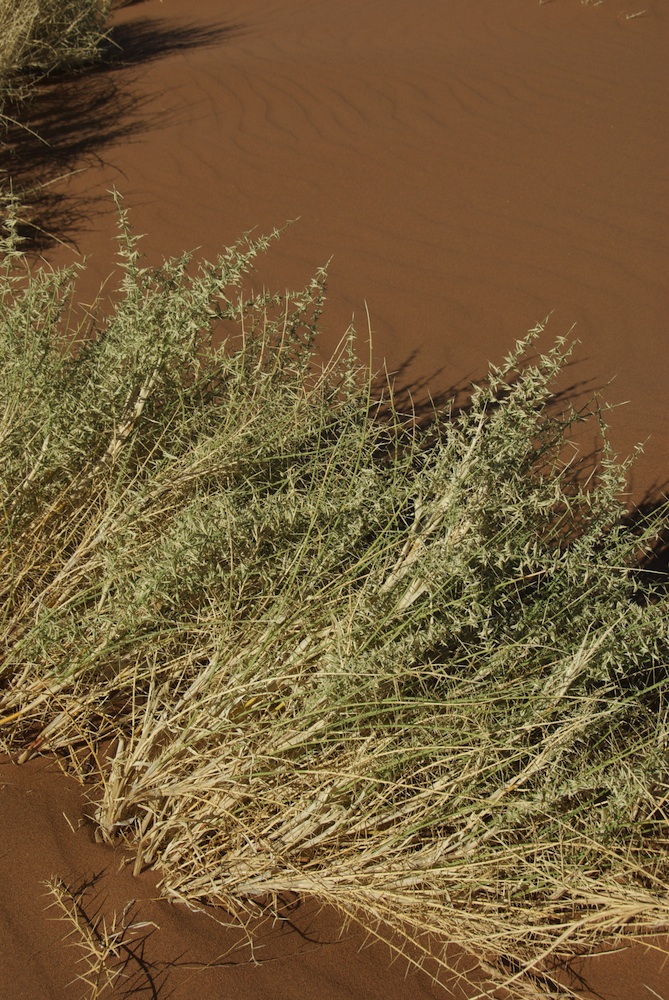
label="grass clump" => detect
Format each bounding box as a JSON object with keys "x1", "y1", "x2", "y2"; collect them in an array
[
  {"x1": 1, "y1": 206, "x2": 668, "y2": 997},
  {"x1": 0, "y1": 0, "x2": 111, "y2": 87}
]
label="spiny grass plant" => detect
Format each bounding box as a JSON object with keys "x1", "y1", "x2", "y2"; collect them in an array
[{"x1": 1, "y1": 206, "x2": 668, "y2": 997}]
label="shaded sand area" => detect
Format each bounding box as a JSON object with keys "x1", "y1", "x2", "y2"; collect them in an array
[{"x1": 3, "y1": 0, "x2": 669, "y2": 997}]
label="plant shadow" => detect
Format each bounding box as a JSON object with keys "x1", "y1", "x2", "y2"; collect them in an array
[
  {"x1": 1, "y1": 15, "x2": 245, "y2": 251},
  {"x1": 46, "y1": 871, "x2": 167, "y2": 998}
]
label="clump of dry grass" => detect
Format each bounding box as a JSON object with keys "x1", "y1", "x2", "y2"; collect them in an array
[
  {"x1": 0, "y1": 0, "x2": 111, "y2": 88},
  {"x1": 0, "y1": 0, "x2": 112, "y2": 233},
  {"x1": 1, "y1": 204, "x2": 668, "y2": 997}
]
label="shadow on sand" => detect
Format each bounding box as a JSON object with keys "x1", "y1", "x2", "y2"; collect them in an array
[{"x1": 1, "y1": 15, "x2": 244, "y2": 252}]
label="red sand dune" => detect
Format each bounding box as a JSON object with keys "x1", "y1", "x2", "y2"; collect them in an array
[{"x1": 4, "y1": 0, "x2": 669, "y2": 996}]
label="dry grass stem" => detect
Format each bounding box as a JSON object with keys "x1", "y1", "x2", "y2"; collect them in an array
[{"x1": 2, "y1": 204, "x2": 668, "y2": 996}]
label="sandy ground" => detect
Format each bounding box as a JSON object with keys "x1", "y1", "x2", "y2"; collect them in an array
[
  {"x1": 29, "y1": 0, "x2": 669, "y2": 501},
  {"x1": 3, "y1": 0, "x2": 669, "y2": 996}
]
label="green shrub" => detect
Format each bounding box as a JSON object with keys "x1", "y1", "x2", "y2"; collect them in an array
[{"x1": 1, "y1": 206, "x2": 668, "y2": 996}]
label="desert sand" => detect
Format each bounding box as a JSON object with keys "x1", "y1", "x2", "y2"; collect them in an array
[{"x1": 3, "y1": 0, "x2": 668, "y2": 996}]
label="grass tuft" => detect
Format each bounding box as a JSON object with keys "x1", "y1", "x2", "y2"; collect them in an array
[
  {"x1": 0, "y1": 0, "x2": 111, "y2": 86},
  {"x1": 2, "y1": 206, "x2": 669, "y2": 996}
]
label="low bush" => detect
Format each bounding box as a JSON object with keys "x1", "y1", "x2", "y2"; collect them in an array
[{"x1": 1, "y1": 206, "x2": 668, "y2": 996}]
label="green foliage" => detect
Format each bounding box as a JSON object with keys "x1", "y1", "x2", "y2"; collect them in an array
[{"x1": 1, "y1": 212, "x2": 668, "y2": 997}]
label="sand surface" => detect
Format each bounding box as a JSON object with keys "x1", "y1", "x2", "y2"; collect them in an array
[
  {"x1": 4, "y1": 0, "x2": 669, "y2": 996},
  {"x1": 0, "y1": 755, "x2": 469, "y2": 999},
  {"x1": 30, "y1": 0, "x2": 669, "y2": 501}
]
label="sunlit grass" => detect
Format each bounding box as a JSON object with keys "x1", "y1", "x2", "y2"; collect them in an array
[
  {"x1": 0, "y1": 0, "x2": 110, "y2": 87},
  {"x1": 1, "y1": 205, "x2": 668, "y2": 997}
]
